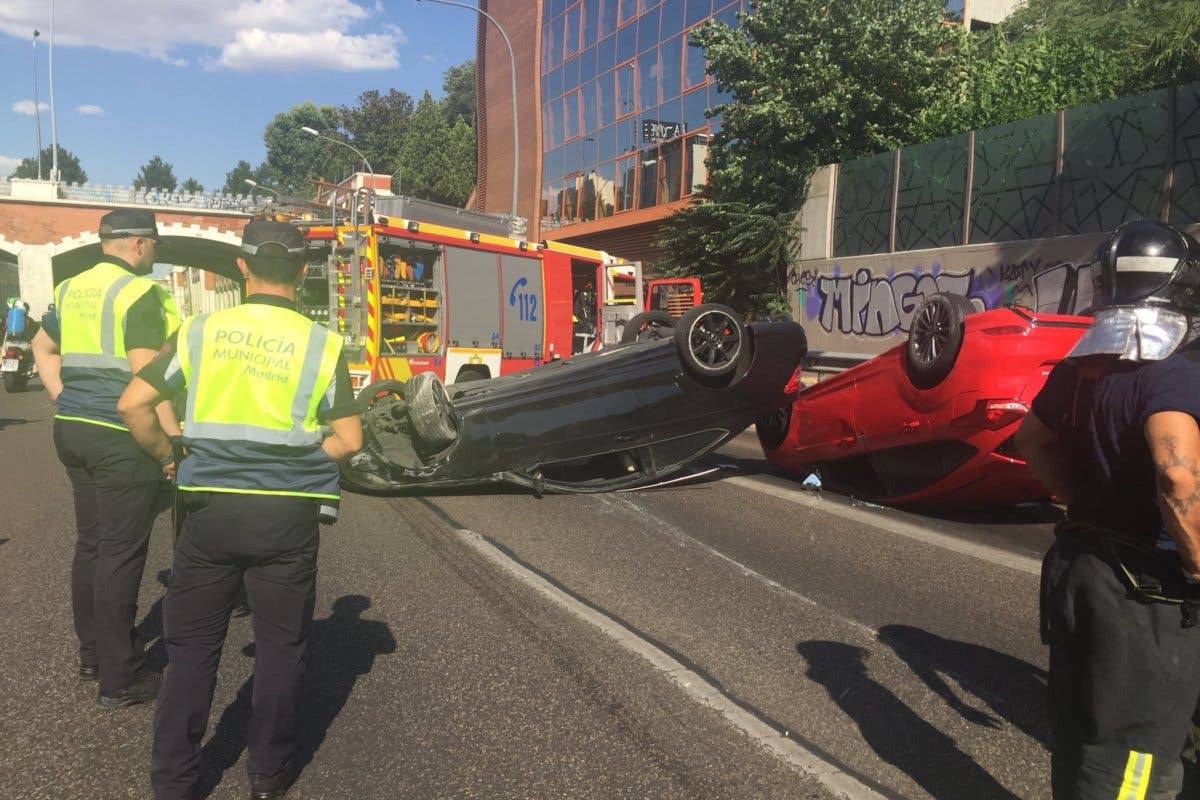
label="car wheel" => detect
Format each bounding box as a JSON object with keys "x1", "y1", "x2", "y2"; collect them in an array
[
  {"x1": 406, "y1": 371, "x2": 458, "y2": 448},
  {"x1": 674, "y1": 303, "x2": 745, "y2": 380},
  {"x1": 620, "y1": 310, "x2": 675, "y2": 344},
  {"x1": 3, "y1": 371, "x2": 25, "y2": 392},
  {"x1": 904, "y1": 293, "x2": 974, "y2": 389},
  {"x1": 756, "y1": 403, "x2": 793, "y2": 450},
  {"x1": 455, "y1": 366, "x2": 489, "y2": 383}
]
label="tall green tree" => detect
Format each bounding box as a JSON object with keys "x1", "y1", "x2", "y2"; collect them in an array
[
  {"x1": 133, "y1": 155, "x2": 178, "y2": 191},
  {"x1": 339, "y1": 88, "x2": 414, "y2": 178},
  {"x1": 396, "y1": 91, "x2": 476, "y2": 206},
  {"x1": 10, "y1": 145, "x2": 88, "y2": 183},
  {"x1": 657, "y1": 0, "x2": 957, "y2": 315},
  {"x1": 181, "y1": 177, "x2": 204, "y2": 193},
  {"x1": 222, "y1": 160, "x2": 258, "y2": 194},
  {"x1": 262, "y1": 100, "x2": 342, "y2": 198},
  {"x1": 441, "y1": 59, "x2": 476, "y2": 125}
]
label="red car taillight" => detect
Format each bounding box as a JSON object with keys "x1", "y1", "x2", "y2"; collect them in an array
[
  {"x1": 953, "y1": 399, "x2": 1029, "y2": 431},
  {"x1": 4, "y1": 347, "x2": 19, "y2": 359},
  {"x1": 782, "y1": 367, "x2": 802, "y2": 395}
]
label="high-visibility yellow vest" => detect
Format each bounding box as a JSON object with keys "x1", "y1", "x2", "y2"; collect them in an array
[
  {"x1": 54, "y1": 261, "x2": 180, "y2": 429},
  {"x1": 175, "y1": 302, "x2": 344, "y2": 500}
]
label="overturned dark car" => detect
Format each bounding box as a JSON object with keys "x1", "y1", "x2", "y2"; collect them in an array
[{"x1": 342, "y1": 304, "x2": 807, "y2": 494}]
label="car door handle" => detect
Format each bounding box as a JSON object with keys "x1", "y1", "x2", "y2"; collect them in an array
[
  {"x1": 901, "y1": 420, "x2": 921, "y2": 433},
  {"x1": 835, "y1": 435, "x2": 855, "y2": 448}
]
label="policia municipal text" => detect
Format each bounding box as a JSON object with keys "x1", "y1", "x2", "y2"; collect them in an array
[
  {"x1": 1017, "y1": 219, "x2": 1200, "y2": 799},
  {"x1": 32, "y1": 209, "x2": 181, "y2": 707},
  {"x1": 118, "y1": 220, "x2": 362, "y2": 800}
]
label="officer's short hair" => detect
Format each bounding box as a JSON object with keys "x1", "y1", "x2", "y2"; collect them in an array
[{"x1": 240, "y1": 220, "x2": 306, "y2": 284}]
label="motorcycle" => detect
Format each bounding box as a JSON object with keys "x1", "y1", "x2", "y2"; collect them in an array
[{"x1": 1, "y1": 335, "x2": 35, "y2": 393}]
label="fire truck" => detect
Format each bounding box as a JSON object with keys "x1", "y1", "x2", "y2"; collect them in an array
[{"x1": 295, "y1": 190, "x2": 700, "y2": 391}]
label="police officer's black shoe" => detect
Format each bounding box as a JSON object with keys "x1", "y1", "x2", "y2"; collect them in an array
[
  {"x1": 96, "y1": 671, "x2": 161, "y2": 709},
  {"x1": 78, "y1": 663, "x2": 99, "y2": 681},
  {"x1": 249, "y1": 765, "x2": 296, "y2": 799}
]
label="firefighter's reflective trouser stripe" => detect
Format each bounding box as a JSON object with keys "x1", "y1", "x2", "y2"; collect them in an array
[
  {"x1": 174, "y1": 304, "x2": 342, "y2": 499},
  {"x1": 52, "y1": 262, "x2": 180, "y2": 429},
  {"x1": 1117, "y1": 751, "x2": 1151, "y2": 800},
  {"x1": 1042, "y1": 528, "x2": 1200, "y2": 800}
]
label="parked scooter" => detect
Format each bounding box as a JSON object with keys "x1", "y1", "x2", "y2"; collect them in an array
[{"x1": 1, "y1": 336, "x2": 35, "y2": 392}]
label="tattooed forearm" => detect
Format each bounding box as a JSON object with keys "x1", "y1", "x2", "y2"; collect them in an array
[{"x1": 1156, "y1": 432, "x2": 1200, "y2": 515}]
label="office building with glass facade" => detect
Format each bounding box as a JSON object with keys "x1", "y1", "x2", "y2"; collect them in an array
[{"x1": 474, "y1": 0, "x2": 1018, "y2": 266}]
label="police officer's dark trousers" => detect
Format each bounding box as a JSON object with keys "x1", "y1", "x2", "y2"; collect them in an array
[
  {"x1": 1042, "y1": 526, "x2": 1200, "y2": 799},
  {"x1": 53, "y1": 418, "x2": 163, "y2": 692},
  {"x1": 151, "y1": 492, "x2": 318, "y2": 800}
]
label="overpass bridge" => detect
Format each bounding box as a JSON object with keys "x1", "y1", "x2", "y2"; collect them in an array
[{"x1": 0, "y1": 177, "x2": 268, "y2": 313}]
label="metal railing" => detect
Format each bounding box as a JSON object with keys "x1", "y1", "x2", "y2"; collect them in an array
[{"x1": 0, "y1": 178, "x2": 268, "y2": 212}]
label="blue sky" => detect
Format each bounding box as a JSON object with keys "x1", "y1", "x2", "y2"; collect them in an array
[{"x1": 0, "y1": 0, "x2": 476, "y2": 191}]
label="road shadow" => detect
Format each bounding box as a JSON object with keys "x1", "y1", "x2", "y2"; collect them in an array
[
  {"x1": 877, "y1": 625, "x2": 1049, "y2": 747},
  {"x1": 135, "y1": 570, "x2": 172, "y2": 674},
  {"x1": 796, "y1": 640, "x2": 1021, "y2": 800},
  {"x1": 196, "y1": 594, "x2": 397, "y2": 797},
  {"x1": 0, "y1": 417, "x2": 30, "y2": 429}
]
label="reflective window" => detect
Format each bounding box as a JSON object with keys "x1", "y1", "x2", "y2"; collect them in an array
[
  {"x1": 617, "y1": 155, "x2": 637, "y2": 211},
  {"x1": 658, "y1": 96, "x2": 682, "y2": 135},
  {"x1": 685, "y1": 0, "x2": 711, "y2": 26},
  {"x1": 565, "y1": 5, "x2": 581, "y2": 56},
  {"x1": 579, "y1": 45, "x2": 598, "y2": 85},
  {"x1": 598, "y1": 123, "x2": 617, "y2": 162},
  {"x1": 661, "y1": 138, "x2": 684, "y2": 202},
  {"x1": 599, "y1": 72, "x2": 616, "y2": 123},
  {"x1": 682, "y1": 86, "x2": 709, "y2": 131},
  {"x1": 682, "y1": 132, "x2": 710, "y2": 196},
  {"x1": 684, "y1": 34, "x2": 707, "y2": 88},
  {"x1": 548, "y1": 14, "x2": 564, "y2": 65},
  {"x1": 564, "y1": 91, "x2": 581, "y2": 141},
  {"x1": 549, "y1": 0, "x2": 568, "y2": 18},
  {"x1": 638, "y1": 49, "x2": 659, "y2": 110},
  {"x1": 598, "y1": 0, "x2": 617, "y2": 38},
  {"x1": 546, "y1": 64, "x2": 564, "y2": 102},
  {"x1": 642, "y1": 0, "x2": 662, "y2": 9},
  {"x1": 640, "y1": 148, "x2": 660, "y2": 208},
  {"x1": 616, "y1": 20, "x2": 637, "y2": 63},
  {"x1": 581, "y1": 79, "x2": 598, "y2": 134},
  {"x1": 563, "y1": 55, "x2": 581, "y2": 93},
  {"x1": 617, "y1": 117, "x2": 638, "y2": 153},
  {"x1": 548, "y1": 102, "x2": 562, "y2": 149},
  {"x1": 638, "y1": 6, "x2": 661, "y2": 52},
  {"x1": 617, "y1": 61, "x2": 636, "y2": 117},
  {"x1": 620, "y1": 0, "x2": 638, "y2": 24},
  {"x1": 593, "y1": 162, "x2": 617, "y2": 218},
  {"x1": 660, "y1": 0, "x2": 685, "y2": 39},
  {"x1": 597, "y1": 34, "x2": 616, "y2": 74},
  {"x1": 659, "y1": 37, "x2": 682, "y2": 101},
  {"x1": 714, "y1": 1, "x2": 740, "y2": 27},
  {"x1": 583, "y1": 0, "x2": 599, "y2": 45}
]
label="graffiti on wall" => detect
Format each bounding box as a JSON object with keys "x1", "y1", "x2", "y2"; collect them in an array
[{"x1": 788, "y1": 258, "x2": 1095, "y2": 336}]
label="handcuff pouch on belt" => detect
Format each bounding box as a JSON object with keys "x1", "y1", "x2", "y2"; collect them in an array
[{"x1": 1049, "y1": 520, "x2": 1200, "y2": 631}]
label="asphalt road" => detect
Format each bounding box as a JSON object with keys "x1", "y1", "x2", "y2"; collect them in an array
[{"x1": 0, "y1": 381, "x2": 1079, "y2": 799}]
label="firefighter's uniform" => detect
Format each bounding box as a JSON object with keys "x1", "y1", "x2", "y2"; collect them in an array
[
  {"x1": 145, "y1": 221, "x2": 357, "y2": 800},
  {"x1": 49, "y1": 209, "x2": 179, "y2": 698}
]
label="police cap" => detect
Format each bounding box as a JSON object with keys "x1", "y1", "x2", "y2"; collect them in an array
[
  {"x1": 240, "y1": 220, "x2": 305, "y2": 259},
  {"x1": 98, "y1": 208, "x2": 161, "y2": 241}
]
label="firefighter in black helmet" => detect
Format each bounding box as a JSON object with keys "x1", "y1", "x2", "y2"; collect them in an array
[{"x1": 1016, "y1": 219, "x2": 1200, "y2": 798}]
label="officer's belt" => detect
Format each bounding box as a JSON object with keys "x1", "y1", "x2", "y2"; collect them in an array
[{"x1": 1054, "y1": 519, "x2": 1200, "y2": 624}]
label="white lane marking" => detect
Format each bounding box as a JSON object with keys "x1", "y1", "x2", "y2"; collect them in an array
[
  {"x1": 452, "y1": 526, "x2": 889, "y2": 800},
  {"x1": 724, "y1": 476, "x2": 1042, "y2": 576},
  {"x1": 599, "y1": 493, "x2": 879, "y2": 638}
]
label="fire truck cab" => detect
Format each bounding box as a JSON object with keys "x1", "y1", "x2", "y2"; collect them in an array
[{"x1": 296, "y1": 190, "x2": 698, "y2": 391}]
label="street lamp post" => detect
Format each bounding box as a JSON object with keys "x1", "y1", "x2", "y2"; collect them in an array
[
  {"x1": 32, "y1": 30, "x2": 43, "y2": 180},
  {"x1": 244, "y1": 178, "x2": 280, "y2": 202},
  {"x1": 417, "y1": 0, "x2": 519, "y2": 221},
  {"x1": 300, "y1": 126, "x2": 375, "y2": 182}
]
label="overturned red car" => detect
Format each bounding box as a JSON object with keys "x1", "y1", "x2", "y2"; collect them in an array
[{"x1": 757, "y1": 293, "x2": 1091, "y2": 506}]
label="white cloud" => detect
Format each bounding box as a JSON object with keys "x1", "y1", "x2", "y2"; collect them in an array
[
  {"x1": 12, "y1": 100, "x2": 49, "y2": 116},
  {"x1": 0, "y1": 156, "x2": 22, "y2": 178},
  {"x1": 76, "y1": 104, "x2": 104, "y2": 115},
  {"x1": 218, "y1": 29, "x2": 398, "y2": 71},
  {"x1": 0, "y1": 0, "x2": 396, "y2": 71}
]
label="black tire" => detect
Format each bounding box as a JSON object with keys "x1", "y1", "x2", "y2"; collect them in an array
[
  {"x1": 674, "y1": 303, "x2": 745, "y2": 380},
  {"x1": 406, "y1": 371, "x2": 458, "y2": 447},
  {"x1": 3, "y1": 371, "x2": 25, "y2": 393},
  {"x1": 356, "y1": 379, "x2": 407, "y2": 414},
  {"x1": 756, "y1": 403, "x2": 793, "y2": 450},
  {"x1": 904, "y1": 293, "x2": 974, "y2": 389},
  {"x1": 620, "y1": 310, "x2": 675, "y2": 344}
]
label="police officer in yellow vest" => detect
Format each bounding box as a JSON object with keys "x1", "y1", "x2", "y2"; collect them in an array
[
  {"x1": 118, "y1": 220, "x2": 362, "y2": 800},
  {"x1": 32, "y1": 208, "x2": 180, "y2": 708}
]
